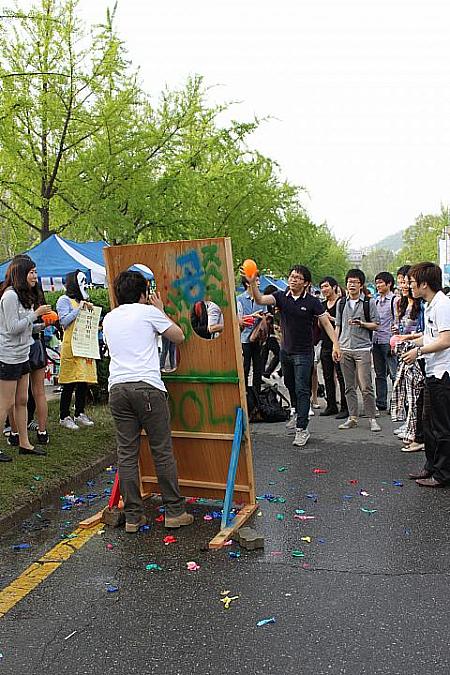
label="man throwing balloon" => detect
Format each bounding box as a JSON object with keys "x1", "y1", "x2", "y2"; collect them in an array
[{"x1": 244, "y1": 263, "x2": 341, "y2": 447}]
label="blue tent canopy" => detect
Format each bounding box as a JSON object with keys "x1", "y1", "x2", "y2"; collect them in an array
[
  {"x1": 235, "y1": 274, "x2": 288, "y2": 294},
  {"x1": 0, "y1": 235, "x2": 108, "y2": 288},
  {"x1": 0, "y1": 234, "x2": 155, "y2": 290}
]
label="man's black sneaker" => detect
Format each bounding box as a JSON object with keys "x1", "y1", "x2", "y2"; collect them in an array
[
  {"x1": 335, "y1": 410, "x2": 349, "y2": 420},
  {"x1": 7, "y1": 433, "x2": 19, "y2": 446},
  {"x1": 0, "y1": 450, "x2": 12, "y2": 462},
  {"x1": 37, "y1": 431, "x2": 49, "y2": 445}
]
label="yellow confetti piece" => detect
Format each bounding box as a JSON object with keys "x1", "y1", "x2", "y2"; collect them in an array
[{"x1": 301, "y1": 536, "x2": 312, "y2": 543}]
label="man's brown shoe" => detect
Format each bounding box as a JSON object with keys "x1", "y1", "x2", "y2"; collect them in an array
[
  {"x1": 416, "y1": 477, "x2": 445, "y2": 488},
  {"x1": 165, "y1": 512, "x2": 194, "y2": 528},
  {"x1": 125, "y1": 515, "x2": 148, "y2": 533},
  {"x1": 408, "y1": 469, "x2": 432, "y2": 480}
]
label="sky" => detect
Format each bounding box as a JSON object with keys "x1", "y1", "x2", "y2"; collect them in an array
[{"x1": 76, "y1": 0, "x2": 450, "y2": 248}]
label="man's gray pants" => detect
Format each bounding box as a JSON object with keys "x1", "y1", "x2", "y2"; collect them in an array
[
  {"x1": 109, "y1": 381, "x2": 185, "y2": 524},
  {"x1": 340, "y1": 350, "x2": 377, "y2": 419}
]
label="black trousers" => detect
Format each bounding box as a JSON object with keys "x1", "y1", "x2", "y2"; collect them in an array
[
  {"x1": 242, "y1": 342, "x2": 263, "y2": 395},
  {"x1": 423, "y1": 374, "x2": 450, "y2": 484},
  {"x1": 60, "y1": 382, "x2": 88, "y2": 420},
  {"x1": 320, "y1": 347, "x2": 348, "y2": 412},
  {"x1": 261, "y1": 336, "x2": 280, "y2": 375}
]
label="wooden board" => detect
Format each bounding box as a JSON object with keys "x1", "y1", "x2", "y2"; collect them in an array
[{"x1": 103, "y1": 237, "x2": 255, "y2": 513}]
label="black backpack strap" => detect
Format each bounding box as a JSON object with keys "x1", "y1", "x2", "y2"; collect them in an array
[
  {"x1": 363, "y1": 297, "x2": 371, "y2": 323},
  {"x1": 338, "y1": 296, "x2": 347, "y2": 320},
  {"x1": 390, "y1": 296, "x2": 395, "y2": 320}
]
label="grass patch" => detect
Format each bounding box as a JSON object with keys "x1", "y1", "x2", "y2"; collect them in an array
[{"x1": 0, "y1": 400, "x2": 116, "y2": 517}]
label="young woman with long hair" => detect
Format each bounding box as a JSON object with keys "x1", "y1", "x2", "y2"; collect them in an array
[{"x1": 0, "y1": 257, "x2": 51, "y2": 461}]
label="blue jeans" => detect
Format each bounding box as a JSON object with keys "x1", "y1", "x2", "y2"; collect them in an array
[
  {"x1": 280, "y1": 350, "x2": 313, "y2": 430},
  {"x1": 372, "y1": 342, "x2": 397, "y2": 409}
]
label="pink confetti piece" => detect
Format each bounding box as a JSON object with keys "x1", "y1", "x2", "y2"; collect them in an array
[
  {"x1": 163, "y1": 535, "x2": 177, "y2": 545},
  {"x1": 223, "y1": 540, "x2": 233, "y2": 546},
  {"x1": 106, "y1": 543, "x2": 113, "y2": 550},
  {"x1": 203, "y1": 514, "x2": 213, "y2": 521},
  {"x1": 155, "y1": 515, "x2": 164, "y2": 523},
  {"x1": 294, "y1": 515, "x2": 316, "y2": 521},
  {"x1": 186, "y1": 561, "x2": 200, "y2": 571},
  {"x1": 312, "y1": 468, "x2": 328, "y2": 474}
]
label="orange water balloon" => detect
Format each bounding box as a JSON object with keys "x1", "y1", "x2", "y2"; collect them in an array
[
  {"x1": 42, "y1": 310, "x2": 58, "y2": 326},
  {"x1": 242, "y1": 259, "x2": 258, "y2": 277}
]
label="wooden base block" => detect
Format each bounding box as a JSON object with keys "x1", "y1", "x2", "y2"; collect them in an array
[{"x1": 208, "y1": 503, "x2": 258, "y2": 549}]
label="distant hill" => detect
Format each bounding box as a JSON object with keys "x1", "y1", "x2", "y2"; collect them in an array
[{"x1": 369, "y1": 230, "x2": 404, "y2": 253}]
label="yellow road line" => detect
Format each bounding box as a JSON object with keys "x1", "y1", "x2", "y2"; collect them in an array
[{"x1": 0, "y1": 524, "x2": 103, "y2": 619}]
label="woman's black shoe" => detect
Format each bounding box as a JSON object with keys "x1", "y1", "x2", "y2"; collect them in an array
[
  {"x1": 7, "y1": 433, "x2": 19, "y2": 446},
  {"x1": 335, "y1": 410, "x2": 349, "y2": 419},
  {"x1": 37, "y1": 431, "x2": 49, "y2": 445},
  {"x1": 0, "y1": 450, "x2": 12, "y2": 462},
  {"x1": 19, "y1": 446, "x2": 47, "y2": 456}
]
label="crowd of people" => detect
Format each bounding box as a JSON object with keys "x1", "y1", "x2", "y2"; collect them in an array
[
  {"x1": 1, "y1": 253, "x2": 449, "y2": 536},
  {"x1": 0, "y1": 257, "x2": 97, "y2": 463},
  {"x1": 239, "y1": 261, "x2": 450, "y2": 489}
]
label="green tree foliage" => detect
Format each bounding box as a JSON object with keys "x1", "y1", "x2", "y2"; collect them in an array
[
  {"x1": 0, "y1": 0, "x2": 349, "y2": 282},
  {"x1": 395, "y1": 207, "x2": 449, "y2": 266},
  {"x1": 361, "y1": 247, "x2": 396, "y2": 283}
]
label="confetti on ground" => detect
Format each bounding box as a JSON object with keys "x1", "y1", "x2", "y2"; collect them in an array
[
  {"x1": 155, "y1": 515, "x2": 164, "y2": 523},
  {"x1": 146, "y1": 563, "x2": 162, "y2": 571},
  {"x1": 294, "y1": 515, "x2": 315, "y2": 521},
  {"x1": 186, "y1": 561, "x2": 200, "y2": 571},
  {"x1": 106, "y1": 543, "x2": 113, "y2": 550},
  {"x1": 317, "y1": 538, "x2": 326, "y2": 544},
  {"x1": 97, "y1": 529, "x2": 105, "y2": 535},
  {"x1": 292, "y1": 550, "x2": 305, "y2": 557},
  {"x1": 224, "y1": 540, "x2": 233, "y2": 546},
  {"x1": 404, "y1": 528, "x2": 412, "y2": 536},
  {"x1": 203, "y1": 514, "x2": 213, "y2": 521},
  {"x1": 277, "y1": 466, "x2": 287, "y2": 472},
  {"x1": 257, "y1": 511, "x2": 263, "y2": 516},
  {"x1": 349, "y1": 479, "x2": 358, "y2": 485},
  {"x1": 229, "y1": 551, "x2": 241, "y2": 558},
  {"x1": 163, "y1": 535, "x2": 177, "y2": 545},
  {"x1": 33, "y1": 475, "x2": 43, "y2": 481},
  {"x1": 12, "y1": 543, "x2": 31, "y2": 550},
  {"x1": 257, "y1": 617, "x2": 276, "y2": 627},
  {"x1": 360, "y1": 508, "x2": 377, "y2": 514},
  {"x1": 313, "y1": 468, "x2": 328, "y2": 474},
  {"x1": 360, "y1": 490, "x2": 369, "y2": 497},
  {"x1": 106, "y1": 585, "x2": 119, "y2": 593},
  {"x1": 342, "y1": 495, "x2": 353, "y2": 500},
  {"x1": 300, "y1": 536, "x2": 311, "y2": 543},
  {"x1": 276, "y1": 514, "x2": 284, "y2": 521},
  {"x1": 306, "y1": 493, "x2": 318, "y2": 501},
  {"x1": 393, "y1": 480, "x2": 404, "y2": 487},
  {"x1": 271, "y1": 551, "x2": 283, "y2": 556},
  {"x1": 220, "y1": 590, "x2": 230, "y2": 595},
  {"x1": 64, "y1": 631, "x2": 77, "y2": 641},
  {"x1": 220, "y1": 595, "x2": 239, "y2": 609},
  {"x1": 295, "y1": 509, "x2": 306, "y2": 515}
]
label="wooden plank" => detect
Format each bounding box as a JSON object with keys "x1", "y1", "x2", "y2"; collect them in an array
[
  {"x1": 208, "y1": 503, "x2": 258, "y2": 549},
  {"x1": 140, "y1": 476, "x2": 250, "y2": 492},
  {"x1": 171, "y1": 431, "x2": 234, "y2": 441},
  {"x1": 79, "y1": 512, "x2": 103, "y2": 529}
]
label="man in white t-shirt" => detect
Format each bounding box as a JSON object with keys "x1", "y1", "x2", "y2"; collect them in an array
[
  {"x1": 103, "y1": 271, "x2": 194, "y2": 531},
  {"x1": 402, "y1": 262, "x2": 450, "y2": 488}
]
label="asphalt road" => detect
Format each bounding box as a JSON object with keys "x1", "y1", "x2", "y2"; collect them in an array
[{"x1": 0, "y1": 406, "x2": 449, "y2": 675}]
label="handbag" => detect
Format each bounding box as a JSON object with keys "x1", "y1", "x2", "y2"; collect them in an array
[
  {"x1": 29, "y1": 338, "x2": 47, "y2": 371},
  {"x1": 249, "y1": 315, "x2": 269, "y2": 344}
]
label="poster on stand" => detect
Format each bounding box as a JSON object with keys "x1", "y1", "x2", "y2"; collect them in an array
[{"x1": 71, "y1": 305, "x2": 102, "y2": 359}]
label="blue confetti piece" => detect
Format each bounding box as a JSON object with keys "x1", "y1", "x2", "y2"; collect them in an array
[
  {"x1": 342, "y1": 495, "x2": 353, "y2": 500},
  {"x1": 257, "y1": 617, "x2": 276, "y2": 627},
  {"x1": 106, "y1": 585, "x2": 119, "y2": 593},
  {"x1": 13, "y1": 543, "x2": 31, "y2": 550},
  {"x1": 229, "y1": 551, "x2": 241, "y2": 558},
  {"x1": 393, "y1": 480, "x2": 403, "y2": 487},
  {"x1": 404, "y1": 528, "x2": 412, "y2": 536}
]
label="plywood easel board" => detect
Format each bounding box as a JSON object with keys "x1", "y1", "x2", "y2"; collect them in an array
[{"x1": 103, "y1": 237, "x2": 255, "y2": 506}]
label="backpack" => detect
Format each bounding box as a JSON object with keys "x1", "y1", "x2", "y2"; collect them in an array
[
  {"x1": 247, "y1": 384, "x2": 290, "y2": 423},
  {"x1": 338, "y1": 296, "x2": 373, "y2": 339}
]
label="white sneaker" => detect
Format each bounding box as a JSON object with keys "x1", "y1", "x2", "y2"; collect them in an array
[
  {"x1": 401, "y1": 442, "x2": 424, "y2": 452},
  {"x1": 338, "y1": 418, "x2": 358, "y2": 429},
  {"x1": 370, "y1": 419, "x2": 381, "y2": 432},
  {"x1": 74, "y1": 413, "x2": 94, "y2": 427},
  {"x1": 60, "y1": 416, "x2": 79, "y2": 430},
  {"x1": 286, "y1": 415, "x2": 297, "y2": 430},
  {"x1": 293, "y1": 428, "x2": 310, "y2": 447},
  {"x1": 394, "y1": 424, "x2": 407, "y2": 436},
  {"x1": 309, "y1": 407, "x2": 314, "y2": 417}
]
